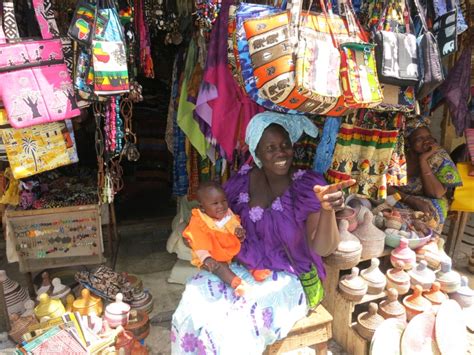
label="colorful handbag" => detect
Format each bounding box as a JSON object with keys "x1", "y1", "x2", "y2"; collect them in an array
[
  {"x1": 0, "y1": 0, "x2": 80, "y2": 129},
  {"x1": 68, "y1": 0, "x2": 109, "y2": 45},
  {"x1": 373, "y1": 84, "x2": 415, "y2": 113},
  {"x1": 373, "y1": 0, "x2": 419, "y2": 87},
  {"x1": 432, "y1": 0, "x2": 457, "y2": 57}
]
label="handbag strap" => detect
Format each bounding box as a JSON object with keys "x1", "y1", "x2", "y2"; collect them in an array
[
  {"x1": 412, "y1": 0, "x2": 430, "y2": 33},
  {"x1": 376, "y1": 0, "x2": 411, "y2": 34}
]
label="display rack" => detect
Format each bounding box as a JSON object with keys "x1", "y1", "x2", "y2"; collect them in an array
[
  {"x1": 5, "y1": 205, "x2": 104, "y2": 273},
  {"x1": 322, "y1": 248, "x2": 392, "y2": 355}
]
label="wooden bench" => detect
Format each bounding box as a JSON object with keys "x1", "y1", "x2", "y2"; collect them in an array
[{"x1": 264, "y1": 304, "x2": 333, "y2": 355}]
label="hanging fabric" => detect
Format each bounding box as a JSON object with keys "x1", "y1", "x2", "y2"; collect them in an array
[{"x1": 432, "y1": 0, "x2": 458, "y2": 57}]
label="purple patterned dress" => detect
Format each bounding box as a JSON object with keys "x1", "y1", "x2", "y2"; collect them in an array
[{"x1": 171, "y1": 165, "x2": 327, "y2": 354}]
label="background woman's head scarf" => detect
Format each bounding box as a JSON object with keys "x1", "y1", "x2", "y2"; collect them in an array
[
  {"x1": 245, "y1": 112, "x2": 318, "y2": 168},
  {"x1": 405, "y1": 115, "x2": 432, "y2": 138}
]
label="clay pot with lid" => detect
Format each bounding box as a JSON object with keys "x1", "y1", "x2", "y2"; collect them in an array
[
  {"x1": 390, "y1": 238, "x2": 416, "y2": 270},
  {"x1": 356, "y1": 302, "x2": 384, "y2": 341},
  {"x1": 336, "y1": 207, "x2": 358, "y2": 232},
  {"x1": 422, "y1": 282, "x2": 448, "y2": 310},
  {"x1": 360, "y1": 258, "x2": 386, "y2": 294},
  {"x1": 0, "y1": 270, "x2": 29, "y2": 315},
  {"x1": 50, "y1": 277, "x2": 71, "y2": 305},
  {"x1": 402, "y1": 285, "x2": 432, "y2": 321},
  {"x1": 34, "y1": 293, "x2": 65, "y2": 321},
  {"x1": 338, "y1": 267, "x2": 368, "y2": 302},
  {"x1": 449, "y1": 276, "x2": 473, "y2": 308},
  {"x1": 408, "y1": 260, "x2": 436, "y2": 291},
  {"x1": 436, "y1": 259, "x2": 461, "y2": 293},
  {"x1": 352, "y1": 210, "x2": 386, "y2": 259},
  {"x1": 105, "y1": 293, "x2": 131, "y2": 328},
  {"x1": 72, "y1": 288, "x2": 104, "y2": 316},
  {"x1": 115, "y1": 326, "x2": 148, "y2": 355},
  {"x1": 124, "y1": 310, "x2": 150, "y2": 341},
  {"x1": 324, "y1": 220, "x2": 362, "y2": 270},
  {"x1": 35, "y1": 272, "x2": 52, "y2": 300},
  {"x1": 386, "y1": 261, "x2": 411, "y2": 295},
  {"x1": 378, "y1": 288, "x2": 406, "y2": 322}
]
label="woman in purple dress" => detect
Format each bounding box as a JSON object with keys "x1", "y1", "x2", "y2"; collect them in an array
[{"x1": 171, "y1": 112, "x2": 354, "y2": 354}]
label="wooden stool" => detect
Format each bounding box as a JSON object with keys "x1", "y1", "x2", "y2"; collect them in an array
[{"x1": 264, "y1": 304, "x2": 333, "y2": 355}]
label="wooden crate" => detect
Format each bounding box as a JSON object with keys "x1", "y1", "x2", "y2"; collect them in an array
[{"x1": 5, "y1": 205, "x2": 104, "y2": 273}]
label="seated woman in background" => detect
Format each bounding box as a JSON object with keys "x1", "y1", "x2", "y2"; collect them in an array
[{"x1": 388, "y1": 117, "x2": 462, "y2": 231}]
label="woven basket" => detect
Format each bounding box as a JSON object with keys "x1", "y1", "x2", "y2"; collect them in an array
[
  {"x1": 352, "y1": 210, "x2": 385, "y2": 259},
  {"x1": 338, "y1": 286, "x2": 365, "y2": 302},
  {"x1": 324, "y1": 247, "x2": 362, "y2": 270}
]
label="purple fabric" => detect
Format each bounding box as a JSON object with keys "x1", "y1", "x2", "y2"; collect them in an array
[
  {"x1": 440, "y1": 48, "x2": 472, "y2": 137},
  {"x1": 224, "y1": 165, "x2": 327, "y2": 279}
]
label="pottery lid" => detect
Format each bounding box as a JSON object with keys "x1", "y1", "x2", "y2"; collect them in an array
[
  {"x1": 51, "y1": 278, "x2": 70, "y2": 298},
  {"x1": 402, "y1": 285, "x2": 432, "y2": 312},
  {"x1": 391, "y1": 238, "x2": 416, "y2": 259},
  {"x1": 436, "y1": 259, "x2": 461, "y2": 285},
  {"x1": 21, "y1": 300, "x2": 35, "y2": 317},
  {"x1": 357, "y1": 303, "x2": 384, "y2": 331},
  {"x1": 408, "y1": 261, "x2": 436, "y2": 284},
  {"x1": 337, "y1": 220, "x2": 361, "y2": 253},
  {"x1": 386, "y1": 261, "x2": 410, "y2": 283},
  {"x1": 106, "y1": 293, "x2": 131, "y2": 316},
  {"x1": 35, "y1": 293, "x2": 63, "y2": 317},
  {"x1": 456, "y1": 276, "x2": 474, "y2": 297},
  {"x1": 353, "y1": 210, "x2": 385, "y2": 240},
  {"x1": 379, "y1": 288, "x2": 405, "y2": 316},
  {"x1": 339, "y1": 267, "x2": 368, "y2": 292},
  {"x1": 73, "y1": 288, "x2": 101, "y2": 309},
  {"x1": 422, "y1": 282, "x2": 448, "y2": 304},
  {"x1": 336, "y1": 206, "x2": 356, "y2": 219},
  {"x1": 361, "y1": 258, "x2": 386, "y2": 284}
]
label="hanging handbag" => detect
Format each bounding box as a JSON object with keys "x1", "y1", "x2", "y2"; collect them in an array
[
  {"x1": 0, "y1": 0, "x2": 80, "y2": 129},
  {"x1": 336, "y1": 0, "x2": 383, "y2": 108},
  {"x1": 432, "y1": 0, "x2": 457, "y2": 57},
  {"x1": 68, "y1": 0, "x2": 109, "y2": 45},
  {"x1": 413, "y1": 0, "x2": 445, "y2": 99},
  {"x1": 373, "y1": 0, "x2": 419, "y2": 87}
]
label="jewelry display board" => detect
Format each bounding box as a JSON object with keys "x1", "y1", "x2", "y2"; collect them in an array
[{"x1": 5, "y1": 205, "x2": 104, "y2": 273}]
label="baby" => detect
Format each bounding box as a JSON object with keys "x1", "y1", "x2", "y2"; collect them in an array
[{"x1": 183, "y1": 182, "x2": 270, "y2": 296}]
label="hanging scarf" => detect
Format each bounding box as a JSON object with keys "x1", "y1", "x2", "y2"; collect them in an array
[{"x1": 134, "y1": 0, "x2": 154, "y2": 78}]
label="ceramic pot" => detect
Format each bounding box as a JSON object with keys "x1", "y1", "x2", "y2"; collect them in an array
[
  {"x1": 131, "y1": 290, "x2": 153, "y2": 315},
  {"x1": 50, "y1": 277, "x2": 71, "y2": 305},
  {"x1": 35, "y1": 272, "x2": 52, "y2": 301},
  {"x1": 338, "y1": 267, "x2": 368, "y2": 302},
  {"x1": 378, "y1": 288, "x2": 407, "y2": 322},
  {"x1": 360, "y1": 258, "x2": 386, "y2": 294},
  {"x1": 324, "y1": 220, "x2": 362, "y2": 270},
  {"x1": 422, "y1": 282, "x2": 448, "y2": 310},
  {"x1": 115, "y1": 328, "x2": 148, "y2": 355},
  {"x1": 125, "y1": 310, "x2": 150, "y2": 341},
  {"x1": 34, "y1": 293, "x2": 65, "y2": 321},
  {"x1": 352, "y1": 210, "x2": 385, "y2": 259},
  {"x1": 402, "y1": 285, "x2": 432, "y2": 321},
  {"x1": 408, "y1": 261, "x2": 436, "y2": 291},
  {"x1": 65, "y1": 294, "x2": 75, "y2": 312},
  {"x1": 8, "y1": 314, "x2": 38, "y2": 343},
  {"x1": 105, "y1": 293, "x2": 131, "y2": 328},
  {"x1": 390, "y1": 238, "x2": 416, "y2": 270},
  {"x1": 449, "y1": 276, "x2": 473, "y2": 308},
  {"x1": 436, "y1": 259, "x2": 461, "y2": 293},
  {"x1": 0, "y1": 270, "x2": 29, "y2": 315},
  {"x1": 72, "y1": 288, "x2": 103, "y2": 316},
  {"x1": 386, "y1": 261, "x2": 411, "y2": 295},
  {"x1": 385, "y1": 211, "x2": 403, "y2": 230},
  {"x1": 21, "y1": 300, "x2": 35, "y2": 317},
  {"x1": 356, "y1": 303, "x2": 384, "y2": 341},
  {"x1": 336, "y1": 207, "x2": 358, "y2": 232}
]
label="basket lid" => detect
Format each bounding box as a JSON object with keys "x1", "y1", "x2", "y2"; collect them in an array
[
  {"x1": 337, "y1": 220, "x2": 361, "y2": 252},
  {"x1": 391, "y1": 238, "x2": 416, "y2": 259},
  {"x1": 386, "y1": 261, "x2": 410, "y2": 283},
  {"x1": 339, "y1": 267, "x2": 368, "y2": 292},
  {"x1": 379, "y1": 288, "x2": 406, "y2": 317},
  {"x1": 436, "y1": 259, "x2": 461, "y2": 286},
  {"x1": 361, "y1": 258, "x2": 386, "y2": 284},
  {"x1": 422, "y1": 282, "x2": 448, "y2": 304},
  {"x1": 357, "y1": 303, "x2": 384, "y2": 331},
  {"x1": 409, "y1": 261, "x2": 436, "y2": 285},
  {"x1": 403, "y1": 285, "x2": 432, "y2": 312}
]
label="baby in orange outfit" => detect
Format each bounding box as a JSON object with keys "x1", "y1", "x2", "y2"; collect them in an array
[{"x1": 183, "y1": 181, "x2": 270, "y2": 296}]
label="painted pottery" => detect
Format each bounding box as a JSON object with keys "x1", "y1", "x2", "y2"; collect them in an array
[
  {"x1": 370, "y1": 318, "x2": 405, "y2": 355},
  {"x1": 124, "y1": 310, "x2": 150, "y2": 341},
  {"x1": 435, "y1": 300, "x2": 467, "y2": 355},
  {"x1": 390, "y1": 238, "x2": 416, "y2": 270},
  {"x1": 402, "y1": 285, "x2": 432, "y2": 321},
  {"x1": 422, "y1": 282, "x2": 448, "y2": 310},
  {"x1": 21, "y1": 300, "x2": 35, "y2": 317},
  {"x1": 352, "y1": 210, "x2": 385, "y2": 259},
  {"x1": 338, "y1": 267, "x2": 368, "y2": 302},
  {"x1": 436, "y1": 259, "x2": 461, "y2": 293},
  {"x1": 385, "y1": 229, "x2": 431, "y2": 250},
  {"x1": 35, "y1": 272, "x2": 52, "y2": 300},
  {"x1": 356, "y1": 302, "x2": 384, "y2": 341},
  {"x1": 450, "y1": 276, "x2": 473, "y2": 308},
  {"x1": 50, "y1": 277, "x2": 71, "y2": 305},
  {"x1": 34, "y1": 293, "x2": 65, "y2": 321},
  {"x1": 336, "y1": 207, "x2": 358, "y2": 232},
  {"x1": 0, "y1": 270, "x2": 29, "y2": 315},
  {"x1": 386, "y1": 261, "x2": 411, "y2": 295},
  {"x1": 115, "y1": 327, "x2": 148, "y2": 354},
  {"x1": 408, "y1": 261, "x2": 436, "y2": 291},
  {"x1": 105, "y1": 293, "x2": 131, "y2": 328},
  {"x1": 130, "y1": 290, "x2": 153, "y2": 314},
  {"x1": 8, "y1": 314, "x2": 38, "y2": 343},
  {"x1": 401, "y1": 311, "x2": 440, "y2": 354},
  {"x1": 72, "y1": 288, "x2": 104, "y2": 316},
  {"x1": 360, "y1": 258, "x2": 386, "y2": 294},
  {"x1": 324, "y1": 220, "x2": 362, "y2": 270},
  {"x1": 378, "y1": 288, "x2": 407, "y2": 321},
  {"x1": 66, "y1": 294, "x2": 75, "y2": 312}
]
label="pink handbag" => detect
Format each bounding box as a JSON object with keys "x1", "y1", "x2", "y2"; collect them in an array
[{"x1": 0, "y1": 0, "x2": 79, "y2": 129}]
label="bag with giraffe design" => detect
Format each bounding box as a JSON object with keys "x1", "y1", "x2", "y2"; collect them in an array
[{"x1": 0, "y1": 0, "x2": 80, "y2": 129}]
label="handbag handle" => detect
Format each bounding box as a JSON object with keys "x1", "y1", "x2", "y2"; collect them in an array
[
  {"x1": 376, "y1": 0, "x2": 411, "y2": 34},
  {"x1": 412, "y1": 0, "x2": 430, "y2": 33}
]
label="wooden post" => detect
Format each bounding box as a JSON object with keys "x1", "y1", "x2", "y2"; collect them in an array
[{"x1": 0, "y1": 282, "x2": 10, "y2": 332}]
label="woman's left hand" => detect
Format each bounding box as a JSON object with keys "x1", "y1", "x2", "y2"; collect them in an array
[
  {"x1": 313, "y1": 179, "x2": 356, "y2": 211},
  {"x1": 419, "y1": 142, "x2": 441, "y2": 162}
]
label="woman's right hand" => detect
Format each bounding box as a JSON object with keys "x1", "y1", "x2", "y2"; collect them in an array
[
  {"x1": 405, "y1": 196, "x2": 435, "y2": 217},
  {"x1": 313, "y1": 179, "x2": 356, "y2": 211}
]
